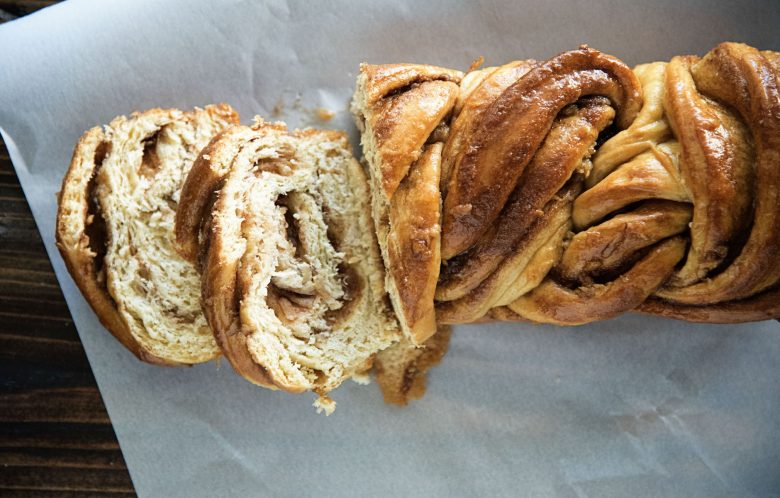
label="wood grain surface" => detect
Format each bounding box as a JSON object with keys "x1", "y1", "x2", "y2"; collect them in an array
[{"x1": 0, "y1": 15, "x2": 137, "y2": 488}]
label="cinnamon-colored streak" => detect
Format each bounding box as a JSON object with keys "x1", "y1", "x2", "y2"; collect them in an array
[
  {"x1": 558, "y1": 201, "x2": 692, "y2": 283},
  {"x1": 436, "y1": 184, "x2": 576, "y2": 324},
  {"x1": 508, "y1": 236, "x2": 687, "y2": 325},
  {"x1": 442, "y1": 60, "x2": 537, "y2": 192},
  {"x1": 437, "y1": 97, "x2": 615, "y2": 301},
  {"x1": 440, "y1": 46, "x2": 642, "y2": 260}
]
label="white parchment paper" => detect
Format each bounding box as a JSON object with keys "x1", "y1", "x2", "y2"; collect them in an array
[{"x1": 1, "y1": 0, "x2": 779, "y2": 496}]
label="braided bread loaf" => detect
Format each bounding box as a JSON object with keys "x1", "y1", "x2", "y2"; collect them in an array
[
  {"x1": 56, "y1": 41, "x2": 778, "y2": 411},
  {"x1": 56, "y1": 105, "x2": 239, "y2": 365},
  {"x1": 353, "y1": 42, "x2": 780, "y2": 333}
]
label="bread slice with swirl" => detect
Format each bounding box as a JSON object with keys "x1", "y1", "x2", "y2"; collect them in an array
[
  {"x1": 175, "y1": 120, "x2": 409, "y2": 412},
  {"x1": 56, "y1": 105, "x2": 239, "y2": 365}
]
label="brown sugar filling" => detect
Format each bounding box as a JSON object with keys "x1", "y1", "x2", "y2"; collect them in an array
[
  {"x1": 85, "y1": 141, "x2": 110, "y2": 288},
  {"x1": 265, "y1": 192, "x2": 361, "y2": 332},
  {"x1": 139, "y1": 129, "x2": 163, "y2": 178}
]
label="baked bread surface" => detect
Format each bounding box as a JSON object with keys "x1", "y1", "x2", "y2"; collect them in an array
[
  {"x1": 354, "y1": 43, "x2": 780, "y2": 326},
  {"x1": 352, "y1": 63, "x2": 463, "y2": 344}
]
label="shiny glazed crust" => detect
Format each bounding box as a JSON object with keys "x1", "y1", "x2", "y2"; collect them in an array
[
  {"x1": 353, "y1": 43, "x2": 780, "y2": 326},
  {"x1": 352, "y1": 63, "x2": 463, "y2": 344}
]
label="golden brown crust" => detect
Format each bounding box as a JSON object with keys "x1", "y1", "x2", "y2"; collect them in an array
[
  {"x1": 357, "y1": 63, "x2": 461, "y2": 199},
  {"x1": 358, "y1": 63, "x2": 463, "y2": 107},
  {"x1": 354, "y1": 43, "x2": 780, "y2": 327},
  {"x1": 572, "y1": 144, "x2": 689, "y2": 230},
  {"x1": 373, "y1": 80, "x2": 459, "y2": 199},
  {"x1": 387, "y1": 143, "x2": 442, "y2": 342},
  {"x1": 639, "y1": 287, "x2": 780, "y2": 323},
  {"x1": 440, "y1": 46, "x2": 642, "y2": 260},
  {"x1": 654, "y1": 43, "x2": 780, "y2": 304},
  {"x1": 509, "y1": 237, "x2": 687, "y2": 325},
  {"x1": 437, "y1": 97, "x2": 615, "y2": 302},
  {"x1": 353, "y1": 63, "x2": 463, "y2": 344},
  {"x1": 662, "y1": 54, "x2": 754, "y2": 286},
  {"x1": 443, "y1": 60, "x2": 537, "y2": 188},
  {"x1": 558, "y1": 201, "x2": 692, "y2": 282},
  {"x1": 436, "y1": 184, "x2": 576, "y2": 324}
]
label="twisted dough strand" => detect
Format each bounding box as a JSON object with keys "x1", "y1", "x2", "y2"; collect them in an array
[
  {"x1": 440, "y1": 47, "x2": 643, "y2": 260},
  {"x1": 353, "y1": 42, "x2": 780, "y2": 328},
  {"x1": 353, "y1": 63, "x2": 462, "y2": 343}
]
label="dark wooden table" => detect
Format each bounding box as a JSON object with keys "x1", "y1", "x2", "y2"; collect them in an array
[
  {"x1": 1, "y1": 4, "x2": 136, "y2": 496},
  {"x1": 0, "y1": 140, "x2": 135, "y2": 498}
]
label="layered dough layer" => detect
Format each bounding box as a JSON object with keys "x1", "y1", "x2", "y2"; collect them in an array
[
  {"x1": 353, "y1": 42, "x2": 780, "y2": 330},
  {"x1": 352, "y1": 63, "x2": 462, "y2": 344},
  {"x1": 56, "y1": 105, "x2": 238, "y2": 364}
]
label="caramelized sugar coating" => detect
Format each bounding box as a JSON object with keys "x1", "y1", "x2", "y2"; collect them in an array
[{"x1": 354, "y1": 43, "x2": 780, "y2": 326}]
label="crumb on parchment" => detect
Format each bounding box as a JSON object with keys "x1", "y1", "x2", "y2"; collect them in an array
[{"x1": 314, "y1": 107, "x2": 335, "y2": 122}]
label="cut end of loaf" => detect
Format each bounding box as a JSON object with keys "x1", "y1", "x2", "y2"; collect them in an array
[{"x1": 351, "y1": 64, "x2": 461, "y2": 345}]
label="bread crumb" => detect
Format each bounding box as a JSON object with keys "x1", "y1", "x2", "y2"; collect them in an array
[
  {"x1": 315, "y1": 108, "x2": 335, "y2": 122},
  {"x1": 271, "y1": 100, "x2": 284, "y2": 118},
  {"x1": 313, "y1": 395, "x2": 336, "y2": 415},
  {"x1": 351, "y1": 371, "x2": 371, "y2": 385},
  {"x1": 467, "y1": 56, "x2": 485, "y2": 73}
]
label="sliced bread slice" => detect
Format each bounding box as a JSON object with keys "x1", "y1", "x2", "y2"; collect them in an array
[
  {"x1": 176, "y1": 119, "x2": 403, "y2": 412},
  {"x1": 56, "y1": 105, "x2": 239, "y2": 365}
]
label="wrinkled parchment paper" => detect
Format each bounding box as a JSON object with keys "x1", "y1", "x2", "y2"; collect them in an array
[{"x1": 1, "y1": 0, "x2": 779, "y2": 496}]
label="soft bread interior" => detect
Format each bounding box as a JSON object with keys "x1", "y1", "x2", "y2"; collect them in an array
[
  {"x1": 196, "y1": 122, "x2": 401, "y2": 411},
  {"x1": 57, "y1": 105, "x2": 238, "y2": 364}
]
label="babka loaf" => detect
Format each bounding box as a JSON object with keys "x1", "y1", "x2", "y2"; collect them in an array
[
  {"x1": 353, "y1": 42, "x2": 780, "y2": 328},
  {"x1": 56, "y1": 105, "x2": 239, "y2": 365},
  {"x1": 59, "y1": 109, "x2": 450, "y2": 410},
  {"x1": 56, "y1": 40, "x2": 779, "y2": 412}
]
